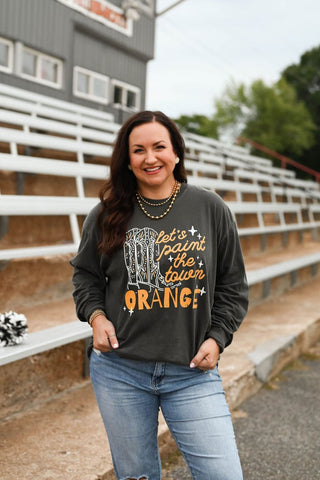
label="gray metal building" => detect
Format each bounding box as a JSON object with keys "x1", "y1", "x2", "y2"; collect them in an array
[{"x1": 0, "y1": 0, "x2": 156, "y2": 122}]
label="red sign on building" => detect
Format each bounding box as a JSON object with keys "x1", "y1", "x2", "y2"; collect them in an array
[{"x1": 57, "y1": 0, "x2": 132, "y2": 35}]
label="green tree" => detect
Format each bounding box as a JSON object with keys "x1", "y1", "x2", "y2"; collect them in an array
[
  {"x1": 174, "y1": 114, "x2": 218, "y2": 139},
  {"x1": 282, "y1": 45, "x2": 320, "y2": 171},
  {"x1": 213, "y1": 78, "x2": 316, "y2": 160}
]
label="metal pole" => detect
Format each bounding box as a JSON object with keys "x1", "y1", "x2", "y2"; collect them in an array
[{"x1": 156, "y1": 0, "x2": 188, "y2": 17}]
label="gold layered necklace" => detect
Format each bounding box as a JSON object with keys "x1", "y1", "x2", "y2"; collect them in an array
[{"x1": 136, "y1": 180, "x2": 181, "y2": 220}]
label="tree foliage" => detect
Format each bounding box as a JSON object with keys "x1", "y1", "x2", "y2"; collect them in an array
[
  {"x1": 174, "y1": 114, "x2": 218, "y2": 139},
  {"x1": 173, "y1": 44, "x2": 320, "y2": 175},
  {"x1": 282, "y1": 45, "x2": 320, "y2": 171},
  {"x1": 213, "y1": 78, "x2": 316, "y2": 159}
]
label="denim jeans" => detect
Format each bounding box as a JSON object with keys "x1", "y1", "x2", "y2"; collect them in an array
[{"x1": 90, "y1": 350, "x2": 243, "y2": 480}]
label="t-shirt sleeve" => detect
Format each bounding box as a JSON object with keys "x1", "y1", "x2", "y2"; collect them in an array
[
  {"x1": 207, "y1": 203, "x2": 249, "y2": 351},
  {"x1": 70, "y1": 205, "x2": 106, "y2": 322}
]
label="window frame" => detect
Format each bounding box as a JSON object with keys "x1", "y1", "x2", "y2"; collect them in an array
[
  {"x1": 0, "y1": 37, "x2": 14, "y2": 73},
  {"x1": 20, "y1": 46, "x2": 63, "y2": 89},
  {"x1": 111, "y1": 79, "x2": 141, "y2": 112},
  {"x1": 73, "y1": 66, "x2": 110, "y2": 104}
]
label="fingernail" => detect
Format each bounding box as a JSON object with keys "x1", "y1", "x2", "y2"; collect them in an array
[
  {"x1": 113, "y1": 343, "x2": 119, "y2": 349},
  {"x1": 190, "y1": 362, "x2": 195, "y2": 368}
]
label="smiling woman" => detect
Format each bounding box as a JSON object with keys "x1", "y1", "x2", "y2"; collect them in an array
[{"x1": 70, "y1": 110, "x2": 248, "y2": 480}]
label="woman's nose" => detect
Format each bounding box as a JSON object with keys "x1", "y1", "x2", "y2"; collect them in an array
[{"x1": 144, "y1": 151, "x2": 157, "y2": 164}]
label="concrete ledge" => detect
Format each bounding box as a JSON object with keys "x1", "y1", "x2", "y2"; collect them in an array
[
  {"x1": 247, "y1": 334, "x2": 297, "y2": 382},
  {"x1": 0, "y1": 321, "x2": 91, "y2": 366}
]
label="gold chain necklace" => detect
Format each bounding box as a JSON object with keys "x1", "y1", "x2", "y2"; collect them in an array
[
  {"x1": 137, "y1": 180, "x2": 177, "y2": 207},
  {"x1": 136, "y1": 181, "x2": 181, "y2": 220}
]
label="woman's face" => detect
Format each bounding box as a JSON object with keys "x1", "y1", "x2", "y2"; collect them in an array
[{"x1": 128, "y1": 121, "x2": 177, "y2": 198}]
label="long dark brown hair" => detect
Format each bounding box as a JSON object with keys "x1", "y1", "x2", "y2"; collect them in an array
[{"x1": 98, "y1": 111, "x2": 187, "y2": 256}]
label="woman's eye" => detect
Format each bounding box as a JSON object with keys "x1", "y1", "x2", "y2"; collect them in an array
[
  {"x1": 134, "y1": 148, "x2": 143, "y2": 153},
  {"x1": 156, "y1": 145, "x2": 165, "y2": 150}
]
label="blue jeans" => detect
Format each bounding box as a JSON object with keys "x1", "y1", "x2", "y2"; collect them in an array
[{"x1": 90, "y1": 350, "x2": 243, "y2": 480}]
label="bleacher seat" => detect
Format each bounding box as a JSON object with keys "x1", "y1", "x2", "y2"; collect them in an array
[{"x1": 0, "y1": 83, "x2": 319, "y2": 397}]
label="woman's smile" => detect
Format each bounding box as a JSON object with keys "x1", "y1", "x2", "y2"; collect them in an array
[{"x1": 144, "y1": 166, "x2": 162, "y2": 174}]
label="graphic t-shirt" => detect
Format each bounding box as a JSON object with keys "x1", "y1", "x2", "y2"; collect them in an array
[{"x1": 71, "y1": 183, "x2": 248, "y2": 365}]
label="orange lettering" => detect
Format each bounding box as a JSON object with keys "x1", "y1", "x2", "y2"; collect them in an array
[
  {"x1": 180, "y1": 288, "x2": 192, "y2": 308},
  {"x1": 192, "y1": 289, "x2": 201, "y2": 309},
  {"x1": 125, "y1": 290, "x2": 136, "y2": 310},
  {"x1": 163, "y1": 287, "x2": 178, "y2": 308},
  {"x1": 138, "y1": 289, "x2": 151, "y2": 310},
  {"x1": 150, "y1": 288, "x2": 163, "y2": 308}
]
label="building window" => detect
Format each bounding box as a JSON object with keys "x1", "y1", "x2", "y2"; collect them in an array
[
  {"x1": 22, "y1": 50, "x2": 36, "y2": 77},
  {"x1": 74, "y1": 66, "x2": 109, "y2": 104},
  {"x1": 21, "y1": 46, "x2": 63, "y2": 88},
  {"x1": 112, "y1": 80, "x2": 140, "y2": 111},
  {"x1": 0, "y1": 37, "x2": 14, "y2": 73}
]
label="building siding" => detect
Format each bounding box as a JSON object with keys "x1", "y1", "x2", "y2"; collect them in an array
[{"x1": 0, "y1": 0, "x2": 156, "y2": 118}]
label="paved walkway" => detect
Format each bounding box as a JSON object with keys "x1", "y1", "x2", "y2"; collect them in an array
[
  {"x1": 162, "y1": 342, "x2": 320, "y2": 479},
  {"x1": 234, "y1": 342, "x2": 320, "y2": 480}
]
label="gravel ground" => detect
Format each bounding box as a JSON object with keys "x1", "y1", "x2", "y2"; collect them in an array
[{"x1": 162, "y1": 343, "x2": 320, "y2": 480}]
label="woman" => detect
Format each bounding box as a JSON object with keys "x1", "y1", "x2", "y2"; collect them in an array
[{"x1": 71, "y1": 111, "x2": 248, "y2": 480}]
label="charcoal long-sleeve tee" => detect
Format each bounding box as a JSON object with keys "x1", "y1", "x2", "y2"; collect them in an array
[{"x1": 70, "y1": 183, "x2": 249, "y2": 366}]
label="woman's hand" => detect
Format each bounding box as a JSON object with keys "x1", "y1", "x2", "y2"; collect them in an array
[
  {"x1": 190, "y1": 338, "x2": 220, "y2": 371},
  {"x1": 91, "y1": 315, "x2": 119, "y2": 352}
]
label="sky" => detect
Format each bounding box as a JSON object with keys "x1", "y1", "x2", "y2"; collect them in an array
[{"x1": 146, "y1": 0, "x2": 320, "y2": 118}]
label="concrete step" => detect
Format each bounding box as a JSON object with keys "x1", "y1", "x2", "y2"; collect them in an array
[
  {"x1": 245, "y1": 239, "x2": 320, "y2": 306},
  {"x1": 0, "y1": 253, "x2": 75, "y2": 312},
  {"x1": 244, "y1": 238, "x2": 320, "y2": 271},
  {"x1": 1, "y1": 278, "x2": 320, "y2": 480}
]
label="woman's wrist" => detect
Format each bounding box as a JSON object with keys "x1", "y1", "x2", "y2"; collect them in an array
[{"x1": 88, "y1": 309, "x2": 106, "y2": 326}]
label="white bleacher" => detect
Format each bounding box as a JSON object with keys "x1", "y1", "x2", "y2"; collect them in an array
[
  {"x1": 0, "y1": 154, "x2": 109, "y2": 180},
  {"x1": 268, "y1": 185, "x2": 312, "y2": 206},
  {"x1": 0, "y1": 321, "x2": 92, "y2": 366},
  {"x1": 183, "y1": 132, "x2": 254, "y2": 160},
  {"x1": 1, "y1": 248, "x2": 320, "y2": 367},
  {"x1": 286, "y1": 179, "x2": 320, "y2": 192},
  {"x1": 234, "y1": 168, "x2": 278, "y2": 185},
  {"x1": 0, "y1": 195, "x2": 97, "y2": 260},
  {"x1": 188, "y1": 176, "x2": 262, "y2": 202},
  {"x1": 198, "y1": 151, "x2": 246, "y2": 170},
  {"x1": 184, "y1": 159, "x2": 223, "y2": 178},
  {"x1": 1, "y1": 195, "x2": 319, "y2": 261},
  {"x1": 1, "y1": 84, "x2": 320, "y2": 369},
  {"x1": 184, "y1": 132, "x2": 297, "y2": 181},
  {"x1": 231, "y1": 151, "x2": 296, "y2": 179},
  {"x1": 0, "y1": 126, "x2": 112, "y2": 198},
  {"x1": 229, "y1": 200, "x2": 302, "y2": 225},
  {"x1": 0, "y1": 88, "x2": 319, "y2": 261},
  {"x1": 0, "y1": 83, "x2": 119, "y2": 131},
  {"x1": 1, "y1": 109, "x2": 117, "y2": 143},
  {"x1": 310, "y1": 204, "x2": 320, "y2": 216},
  {"x1": 183, "y1": 131, "x2": 297, "y2": 184},
  {"x1": 234, "y1": 168, "x2": 320, "y2": 206},
  {"x1": 247, "y1": 251, "x2": 320, "y2": 287},
  {"x1": 0, "y1": 127, "x2": 113, "y2": 157}
]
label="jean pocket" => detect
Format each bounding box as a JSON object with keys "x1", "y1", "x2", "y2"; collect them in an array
[{"x1": 92, "y1": 348, "x2": 102, "y2": 356}]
